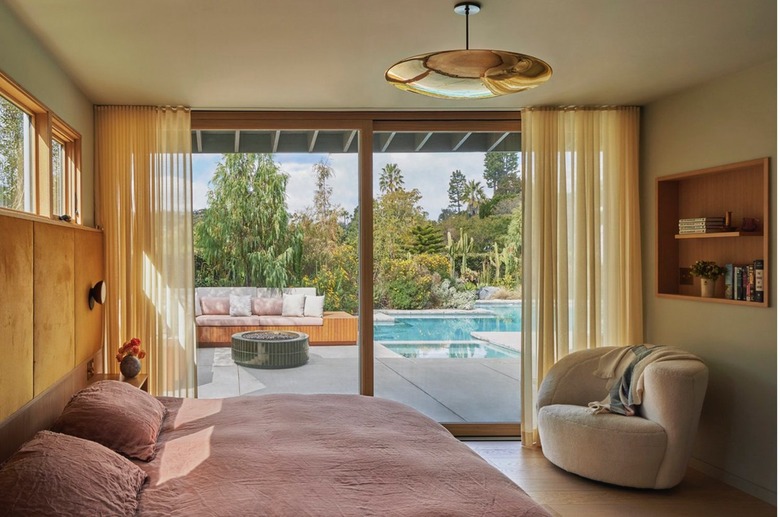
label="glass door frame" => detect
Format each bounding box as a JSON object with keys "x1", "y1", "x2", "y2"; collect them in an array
[{"x1": 191, "y1": 111, "x2": 522, "y2": 437}]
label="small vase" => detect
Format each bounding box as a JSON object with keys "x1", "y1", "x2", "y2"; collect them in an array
[
  {"x1": 700, "y1": 278, "x2": 715, "y2": 298},
  {"x1": 120, "y1": 355, "x2": 142, "y2": 379}
]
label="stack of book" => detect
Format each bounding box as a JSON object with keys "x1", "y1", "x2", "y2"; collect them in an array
[
  {"x1": 678, "y1": 217, "x2": 725, "y2": 234},
  {"x1": 724, "y1": 260, "x2": 764, "y2": 302}
]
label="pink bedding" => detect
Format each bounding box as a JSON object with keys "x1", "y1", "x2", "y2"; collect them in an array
[{"x1": 136, "y1": 394, "x2": 548, "y2": 516}]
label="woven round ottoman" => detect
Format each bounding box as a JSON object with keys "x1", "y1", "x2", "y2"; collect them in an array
[{"x1": 231, "y1": 331, "x2": 309, "y2": 369}]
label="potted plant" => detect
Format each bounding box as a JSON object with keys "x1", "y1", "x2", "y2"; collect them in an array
[{"x1": 690, "y1": 260, "x2": 726, "y2": 298}]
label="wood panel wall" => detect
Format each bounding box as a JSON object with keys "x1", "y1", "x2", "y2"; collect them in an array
[{"x1": 0, "y1": 211, "x2": 103, "y2": 420}]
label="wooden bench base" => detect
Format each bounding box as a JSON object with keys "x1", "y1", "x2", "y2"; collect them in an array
[{"x1": 197, "y1": 311, "x2": 357, "y2": 347}]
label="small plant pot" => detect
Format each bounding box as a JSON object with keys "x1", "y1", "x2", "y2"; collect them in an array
[
  {"x1": 700, "y1": 278, "x2": 715, "y2": 298},
  {"x1": 120, "y1": 355, "x2": 142, "y2": 379}
]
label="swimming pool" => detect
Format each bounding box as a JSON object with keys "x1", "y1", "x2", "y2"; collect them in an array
[
  {"x1": 382, "y1": 341, "x2": 519, "y2": 359},
  {"x1": 374, "y1": 302, "x2": 520, "y2": 359}
]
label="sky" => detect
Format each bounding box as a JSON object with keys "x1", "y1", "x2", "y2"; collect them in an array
[{"x1": 192, "y1": 152, "x2": 489, "y2": 220}]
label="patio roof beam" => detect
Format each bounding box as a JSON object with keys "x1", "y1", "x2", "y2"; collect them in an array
[
  {"x1": 195, "y1": 130, "x2": 203, "y2": 153},
  {"x1": 233, "y1": 130, "x2": 240, "y2": 153},
  {"x1": 486, "y1": 132, "x2": 510, "y2": 152},
  {"x1": 308, "y1": 130, "x2": 319, "y2": 153},
  {"x1": 452, "y1": 132, "x2": 472, "y2": 151},
  {"x1": 379, "y1": 131, "x2": 396, "y2": 152},
  {"x1": 414, "y1": 132, "x2": 433, "y2": 152},
  {"x1": 272, "y1": 130, "x2": 281, "y2": 153},
  {"x1": 343, "y1": 130, "x2": 357, "y2": 152}
]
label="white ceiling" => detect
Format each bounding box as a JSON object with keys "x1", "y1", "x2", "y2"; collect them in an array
[{"x1": 5, "y1": 0, "x2": 777, "y2": 110}]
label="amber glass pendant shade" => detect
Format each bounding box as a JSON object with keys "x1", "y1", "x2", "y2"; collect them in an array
[
  {"x1": 385, "y1": 49, "x2": 552, "y2": 99},
  {"x1": 385, "y1": 2, "x2": 552, "y2": 100}
]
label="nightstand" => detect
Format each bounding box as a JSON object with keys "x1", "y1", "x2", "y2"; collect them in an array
[{"x1": 89, "y1": 373, "x2": 149, "y2": 392}]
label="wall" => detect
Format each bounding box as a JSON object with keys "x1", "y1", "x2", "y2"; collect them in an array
[
  {"x1": 641, "y1": 59, "x2": 776, "y2": 503},
  {"x1": 0, "y1": 2, "x2": 95, "y2": 226},
  {"x1": 0, "y1": 211, "x2": 104, "y2": 420}
]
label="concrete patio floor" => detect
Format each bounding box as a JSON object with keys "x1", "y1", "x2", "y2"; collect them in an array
[{"x1": 197, "y1": 343, "x2": 521, "y2": 423}]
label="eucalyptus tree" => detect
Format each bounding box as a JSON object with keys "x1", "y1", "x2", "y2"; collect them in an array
[
  {"x1": 483, "y1": 152, "x2": 519, "y2": 195},
  {"x1": 195, "y1": 153, "x2": 301, "y2": 288}
]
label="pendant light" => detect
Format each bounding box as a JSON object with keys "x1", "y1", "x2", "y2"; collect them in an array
[{"x1": 385, "y1": 2, "x2": 552, "y2": 99}]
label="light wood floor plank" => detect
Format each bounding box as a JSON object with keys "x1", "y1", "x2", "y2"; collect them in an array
[{"x1": 465, "y1": 441, "x2": 775, "y2": 516}]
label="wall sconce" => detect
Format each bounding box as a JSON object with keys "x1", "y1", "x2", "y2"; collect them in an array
[{"x1": 88, "y1": 281, "x2": 106, "y2": 310}]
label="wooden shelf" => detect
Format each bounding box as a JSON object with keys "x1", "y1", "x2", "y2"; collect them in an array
[
  {"x1": 675, "y1": 231, "x2": 762, "y2": 239},
  {"x1": 656, "y1": 157, "x2": 769, "y2": 307}
]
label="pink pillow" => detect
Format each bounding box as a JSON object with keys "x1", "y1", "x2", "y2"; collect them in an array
[
  {"x1": 201, "y1": 296, "x2": 230, "y2": 315},
  {"x1": 252, "y1": 297, "x2": 283, "y2": 315},
  {"x1": 52, "y1": 380, "x2": 166, "y2": 461},
  {"x1": 0, "y1": 431, "x2": 146, "y2": 517}
]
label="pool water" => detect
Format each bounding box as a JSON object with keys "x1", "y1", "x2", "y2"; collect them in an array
[
  {"x1": 383, "y1": 341, "x2": 518, "y2": 359},
  {"x1": 374, "y1": 303, "x2": 520, "y2": 359}
]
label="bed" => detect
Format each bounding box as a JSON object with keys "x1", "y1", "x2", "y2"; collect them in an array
[{"x1": 0, "y1": 381, "x2": 549, "y2": 516}]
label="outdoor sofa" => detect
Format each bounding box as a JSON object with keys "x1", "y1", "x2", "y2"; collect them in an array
[{"x1": 195, "y1": 287, "x2": 357, "y2": 346}]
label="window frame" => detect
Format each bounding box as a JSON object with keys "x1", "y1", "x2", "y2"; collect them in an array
[{"x1": 0, "y1": 70, "x2": 82, "y2": 223}]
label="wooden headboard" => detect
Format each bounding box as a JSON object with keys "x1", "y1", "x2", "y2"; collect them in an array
[
  {"x1": 0, "y1": 210, "x2": 104, "y2": 460},
  {"x1": 0, "y1": 357, "x2": 94, "y2": 462}
]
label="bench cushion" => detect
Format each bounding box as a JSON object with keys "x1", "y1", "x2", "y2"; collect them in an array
[{"x1": 195, "y1": 315, "x2": 324, "y2": 327}]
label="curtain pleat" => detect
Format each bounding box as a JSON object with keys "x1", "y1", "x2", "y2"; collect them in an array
[
  {"x1": 520, "y1": 107, "x2": 643, "y2": 446},
  {"x1": 95, "y1": 106, "x2": 196, "y2": 397}
]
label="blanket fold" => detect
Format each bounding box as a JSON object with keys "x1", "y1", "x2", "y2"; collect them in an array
[{"x1": 588, "y1": 344, "x2": 702, "y2": 415}]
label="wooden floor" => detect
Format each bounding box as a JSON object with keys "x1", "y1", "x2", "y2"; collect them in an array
[{"x1": 465, "y1": 441, "x2": 775, "y2": 516}]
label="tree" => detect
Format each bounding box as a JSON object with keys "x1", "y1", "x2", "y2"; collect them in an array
[
  {"x1": 483, "y1": 152, "x2": 519, "y2": 195},
  {"x1": 379, "y1": 163, "x2": 404, "y2": 194},
  {"x1": 0, "y1": 97, "x2": 25, "y2": 210},
  {"x1": 405, "y1": 223, "x2": 445, "y2": 254},
  {"x1": 463, "y1": 179, "x2": 487, "y2": 216},
  {"x1": 374, "y1": 163, "x2": 426, "y2": 262},
  {"x1": 195, "y1": 153, "x2": 300, "y2": 288},
  {"x1": 447, "y1": 169, "x2": 467, "y2": 212}
]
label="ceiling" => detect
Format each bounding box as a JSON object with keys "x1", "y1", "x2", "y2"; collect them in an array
[{"x1": 4, "y1": 0, "x2": 777, "y2": 111}]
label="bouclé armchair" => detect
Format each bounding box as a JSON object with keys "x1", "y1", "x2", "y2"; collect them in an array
[{"x1": 537, "y1": 346, "x2": 708, "y2": 489}]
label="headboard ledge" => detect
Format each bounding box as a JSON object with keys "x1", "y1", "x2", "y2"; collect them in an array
[{"x1": 0, "y1": 359, "x2": 92, "y2": 463}]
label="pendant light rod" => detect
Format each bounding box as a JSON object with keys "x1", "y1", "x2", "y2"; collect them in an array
[{"x1": 454, "y1": 2, "x2": 481, "y2": 50}]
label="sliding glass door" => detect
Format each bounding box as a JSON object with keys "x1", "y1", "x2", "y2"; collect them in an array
[{"x1": 190, "y1": 113, "x2": 522, "y2": 436}]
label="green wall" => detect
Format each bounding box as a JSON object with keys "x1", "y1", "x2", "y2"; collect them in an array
[{"x1": 641, "y1": 59, "x2": 777, "y2": 503}]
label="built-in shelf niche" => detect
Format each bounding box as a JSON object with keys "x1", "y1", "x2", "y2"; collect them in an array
[{"x1": 656, "y1": 157, "x2": 769, "y2": 307}]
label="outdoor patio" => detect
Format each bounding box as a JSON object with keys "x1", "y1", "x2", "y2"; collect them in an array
[{"x1": 197, "y1": 341, "x2": 521, "y2": 423}]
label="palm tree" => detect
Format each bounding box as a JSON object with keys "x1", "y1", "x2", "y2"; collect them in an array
[
  {"x1": 379, "y1": 163, "x2": 404, "y2": 194},
  {"x1": 462, "y1": 180, "x2": 487, "y2": 216}
]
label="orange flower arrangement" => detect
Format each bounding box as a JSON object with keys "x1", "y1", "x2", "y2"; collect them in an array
[{"x1": 116, "y1": 337, "x2": 146, "y2": 363}]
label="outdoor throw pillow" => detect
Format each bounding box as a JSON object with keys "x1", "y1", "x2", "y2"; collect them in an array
[
  {"x1": 230, "y1": 294, "x2": 252, "y2": 317},
  {"x1": 304, "y1": 295, "x2": 325, "y2": 318},
  {"x1": 282, "y1": 294, "x2": 306, "y2": 317},
  {"x1": 201, "y1": 297, "x2": 230, "y2": 315}
]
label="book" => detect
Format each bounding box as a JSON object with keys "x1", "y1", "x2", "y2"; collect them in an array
[
  {"x1": 746, "y1": 265, "x2": 754, "y2": 301},
  {"x1": 724, "y1": 264, "x2": 734, "y2": 299},
  {"x1": 678, "y1": 217, "x2": 725, "y2": 223},
  {"x1": 753, "y1": 259, "x2": 764, "y2": 303},
  {"x1": 735, "y1": 266, "x2": 744, "y2": 300},
  {"x1": 678, "y1": 222, "x2": 726, "y2": 228},
  {"x1": 677, "y1": 227, "x2": 725, "y2": 234}
]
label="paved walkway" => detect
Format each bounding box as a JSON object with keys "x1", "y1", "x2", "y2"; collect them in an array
[{"x1": 197, "y1": 342, "x2": 521, "y2": 423}]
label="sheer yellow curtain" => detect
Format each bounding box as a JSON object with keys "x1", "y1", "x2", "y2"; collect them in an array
[
  {"x1": 95, "y1": 106, "x2": 196, "y2": 397},
  {"x1": 520, "y1": 107, "x2": 643, "y2": 445}
]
